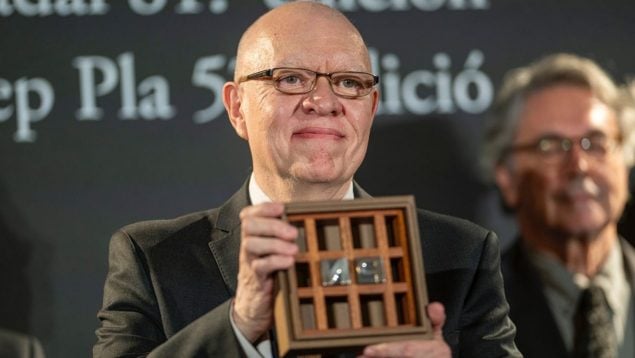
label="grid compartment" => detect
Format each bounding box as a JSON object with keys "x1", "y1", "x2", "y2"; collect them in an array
[{"x1": 288, "y1": 209, "x2": 418, "y2": 336}]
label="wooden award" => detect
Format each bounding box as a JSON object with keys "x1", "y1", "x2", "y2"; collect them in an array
[{"x1": 274, "y1": 196, "x2": 432, "y2": 357}]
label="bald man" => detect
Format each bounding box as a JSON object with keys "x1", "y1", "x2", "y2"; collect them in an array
[{"x1": 94, "y1": 2, "x2": 519, "y2": 357}]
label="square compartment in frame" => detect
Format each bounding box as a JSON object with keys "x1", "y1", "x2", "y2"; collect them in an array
[
  {"x1": 355, "y1": 257, "x2": 386, "y2": 284},
  {"x1": 274, "y1": 195, "x2": 432, "y2": 357},
  {"x1": 320, "y1": 258, "x2": 351, "y2": 286}
]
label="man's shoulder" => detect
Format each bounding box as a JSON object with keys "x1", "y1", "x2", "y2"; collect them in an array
[
  {"x1": 112, "y1": 183, "x2": 249, "y2": 249},
  {"x1": 415, "y1": 208, "x2": 497, "y2": 266},
  {"x1": 0, "y1": 329, "x2": 44, "y2": 358},
  {"x1": 416, "y1": 208, "x2": 491, "y2": 240},
  {"x1": 115, "y1": 208, "x2": 220, "y2": 249}
]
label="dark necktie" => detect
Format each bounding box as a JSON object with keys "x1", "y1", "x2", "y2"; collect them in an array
[{"x1": 572, "y1": 285, "x2": 617, "y2": 358}]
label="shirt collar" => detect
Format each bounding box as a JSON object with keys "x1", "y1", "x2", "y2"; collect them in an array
[
  {"x1": 593, "y1": 241, "x2": 628, "y2": 314},
  {"x1": 248, "y1": 174, "x2": 354, "y2": 205},
  {"x1": 248, "y1": 174, "x2": 273, "y2": 205},
  {"x1": 526, "y1": 239, "x2": 627, "y2": 312}
]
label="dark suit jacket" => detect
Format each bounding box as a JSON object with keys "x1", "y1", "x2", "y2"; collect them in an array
[
  {"x1": 94, "y1": 182, "x2": 520, "y2": 357},
  {"x1": 0, "y1": 328, "x2": 45, "y2": 358},
  {"x1": 502, "y1": 238, "x2": 635, "y2": 358}
]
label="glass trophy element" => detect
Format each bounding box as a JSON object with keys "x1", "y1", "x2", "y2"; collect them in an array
[
  {"x1": 320, "y1": 258, "x2": 351, "y2": 286},
  {"x1": 355, "y1": 257, "x2": 386, "y2": 284}
]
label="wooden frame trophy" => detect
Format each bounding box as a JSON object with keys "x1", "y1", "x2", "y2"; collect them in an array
[{"x1": 273, "y1": 196, "x2": 432, "y2": 357}]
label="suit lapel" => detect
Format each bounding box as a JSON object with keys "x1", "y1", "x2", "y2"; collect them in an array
[
  {"x1": 619, "y1": 239, "x2": 635, "y2": 351},
  {"x1": 505, "y1": 242, "x2": 568, "y2": 357},
  {"x1": 621, "y1": 238, "x2": 635, "y2": 287},
  {"x1": 353, "y1": 181, "x2": 372, "y2": 199},
  {"x1": 208, "y1": 182, "x2": 250, "y2": 295}
]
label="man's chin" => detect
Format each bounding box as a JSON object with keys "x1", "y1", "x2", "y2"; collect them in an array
[
  {"x1": 292, "y1": 167, "x2": 347, "y2": 185},
  {"x1": 556, "y1": 215, "x2": 610, "y2": 238},
  {"x1": 297, "y1": 173, "x2": 341, "y2": 184}
]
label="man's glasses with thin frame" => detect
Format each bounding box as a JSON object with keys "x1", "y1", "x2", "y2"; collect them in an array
[
  {"x1": 504, "y1": 132, "x2": 621, "y2": 165},
  {"x1": 238, "y1": 67, "x2": 379, "y2": 99}
]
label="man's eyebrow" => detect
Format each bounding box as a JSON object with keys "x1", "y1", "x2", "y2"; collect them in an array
[
  {"x1": 531, "y1": 129, "x2": 609, "y2": 140},
  {"x1": 584, "y1": 129, "x2": 610, "y2": 137}
]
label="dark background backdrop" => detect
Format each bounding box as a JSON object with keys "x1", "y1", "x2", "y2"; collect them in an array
[{"x1": 1, "y1": 1, "x2": 634, "y2": 356}]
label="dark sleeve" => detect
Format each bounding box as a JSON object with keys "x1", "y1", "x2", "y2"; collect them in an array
[
  {"x1": 93, "y1": 231, "x2": 244, "y2": 358},
  {"x1": 0, "y1": 329, "x2": 45, "y2": 358},
  {"x1": 457, "y1": 231, "x2": 521, "y2": 358}
]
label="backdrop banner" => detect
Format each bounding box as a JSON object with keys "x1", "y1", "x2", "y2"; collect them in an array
[{"x1": 1, "y1": 1, "x2": 633, "y2": 356}]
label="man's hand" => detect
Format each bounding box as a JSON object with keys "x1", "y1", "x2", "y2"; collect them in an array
[
  {"x1": 232, "y1": 202, "x2": 298, "y2": 343},
  {"x1": 359, "y1": 302, "x2": 451, "y2": 358}
]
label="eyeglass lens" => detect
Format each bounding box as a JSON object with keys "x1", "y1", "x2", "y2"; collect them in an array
[{"x1": 536, "y1": 134, "x2": 617, "y2": 163}]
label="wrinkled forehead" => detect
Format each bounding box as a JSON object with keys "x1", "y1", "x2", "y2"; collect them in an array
[{"x1": 517, "y1": 85, "x2": 620, "y2": 139}]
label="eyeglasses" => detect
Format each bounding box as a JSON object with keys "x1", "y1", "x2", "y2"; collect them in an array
[
  {"x1": 238, "y1": 67, "x2": 379, "y2": 99},
  {"x1": 505, "y1": 133, "x2": 621, "y2": 165}
]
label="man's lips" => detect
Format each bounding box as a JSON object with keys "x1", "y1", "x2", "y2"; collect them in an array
[
  {"x1": 556, "y1": 178, "x2": 601, "y2": 203},
  {"x1": 292, "y1": 127, "x2": 344, "y2": 139}
]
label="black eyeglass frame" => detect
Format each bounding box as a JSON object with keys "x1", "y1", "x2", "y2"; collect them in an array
[{"x1": 238, "y1": 67, "x2": 379, "y2": 99}]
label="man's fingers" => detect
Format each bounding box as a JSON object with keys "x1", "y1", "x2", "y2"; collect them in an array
[
  {"x1": 242, "y1": 216, "x2": 298, "y2": 241},
  {"x1": 362, "y1": 342, "x2": 405, "y2": 356},
  {"x1": 427, "y1": 302, "x2": 446, "y2": 338},
  {"x1": 240, "y1": 202, "x2": 285, "y2": 219},
  {"x1": 242, "y1": 235, "x2": 298, "y2": 257},
  {"x1": 362, "y1": 337, "x2": 451, "y2": 358},
  {"x1": 251, "y1": 254, "x2": 295, "y2": 275},
  {"x1": 232, "y1": 203, "x2": 299, "y2": 341},
  {"x1": 240, "y1": 204, "x2": 298, "y2": 241}
]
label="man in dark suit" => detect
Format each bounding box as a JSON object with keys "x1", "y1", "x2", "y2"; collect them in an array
[
  {"x1": 93, "y1": 2, "x2": 519, "y2": 357},
  {"x1": 483, "y1": 53, "x2": 635, "y2": 358}
]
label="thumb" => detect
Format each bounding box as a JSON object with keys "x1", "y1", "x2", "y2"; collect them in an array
[{"x1": 427, "y1": 302, "x2": 446, "y2": 340}]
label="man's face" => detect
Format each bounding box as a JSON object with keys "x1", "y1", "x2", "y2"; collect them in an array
[
  {"x1": 496, "y1": 84, "x2": 629, "y2": 238},
  {"x1": 227, "y1": 20, "x2": 378, "y2": 191}
]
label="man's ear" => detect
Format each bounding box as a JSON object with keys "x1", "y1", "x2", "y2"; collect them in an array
[
  {"x1": 223, "y1": 81, "x2": 248, "y2": 140},
  {"x1": 495, "y1": 164, "x2": 518, "y2": 209},
  {"x1": 370, "y1": 88, "x2": 379, "y2": 118}
]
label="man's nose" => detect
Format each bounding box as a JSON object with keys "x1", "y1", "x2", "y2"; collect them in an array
[
  {"x1": 563, "y1": 144, "x2": 591, "y2": 174},
  {"x1": 312, "y1": 76, "x2": 338, "y2": 97},
  {"x1": 303, "y1": 77, "x2": 342, "y2": 116}
]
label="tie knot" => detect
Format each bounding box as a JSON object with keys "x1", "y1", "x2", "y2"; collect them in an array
[{"x1": 578, "y1": 285, "x2": 608, "y2": 311}]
